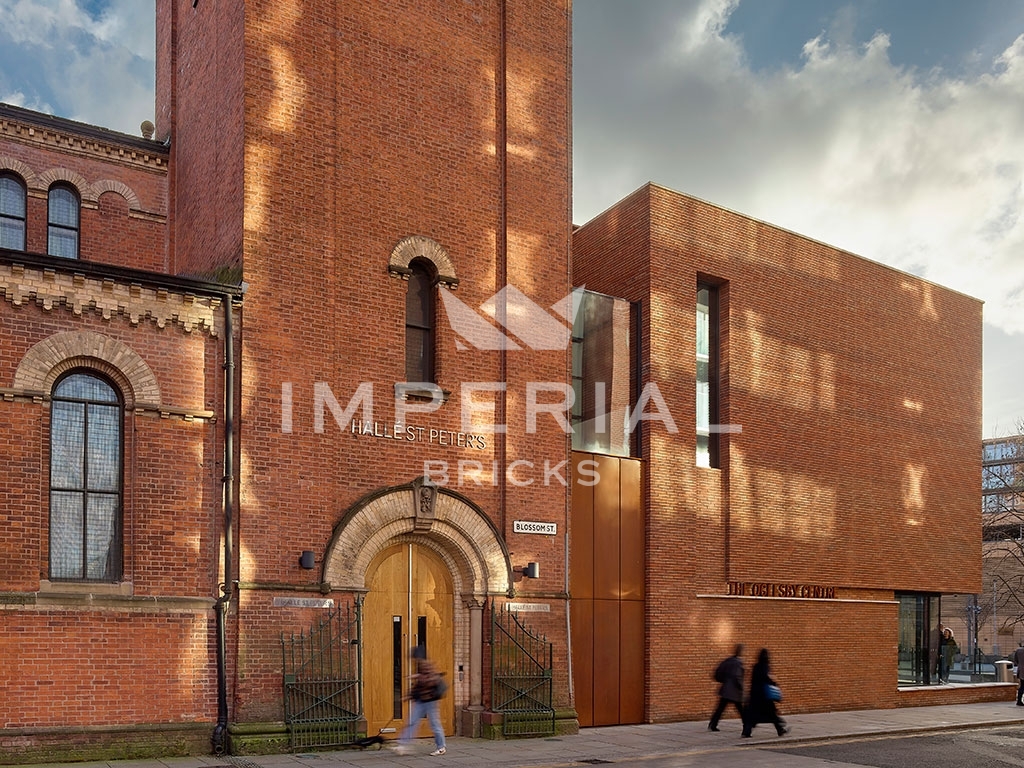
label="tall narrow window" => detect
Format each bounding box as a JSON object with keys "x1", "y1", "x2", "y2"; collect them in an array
[
  {"x1": 696, "y1": 283, "x2": 719, "y2": 468},
  {"x1": 571, "y1": 288, "x2": 634, "y2": 457},
  {"x1": 48, "y1": 184, "x2": 80, "y2": 258},
  {"x1": 0, "y1": 172, "x2": 27, "y2": 251},
  {"x1": 50, "y1": 372, "x2": 123, "y2": 581},
  {"x1": 405, "y1": 260, "x2": 436, "y2": 383}
]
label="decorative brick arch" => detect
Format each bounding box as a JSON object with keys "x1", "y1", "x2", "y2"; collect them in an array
[
  {"x1": 0, "y1": 155, "x2": 37, "y2": 187},
  {"x1": 12, "y1": 331, "x2": 161, "y2": 408},
  {"x1": 387, "y1": 235, "x2": 459, "y2": 289},
  {"x1": 37, "y1": 167, "x2": 96, "y2": 204},
  {"x1": 322, "y1": 478, "x2": 511, "y2": 597},
  {"x1": 92, "y1": 179, "x2": 141, "y2": 210}
]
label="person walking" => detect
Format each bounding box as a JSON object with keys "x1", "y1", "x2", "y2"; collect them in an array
[
  {"x1": 708, "y1": 644, "x2": 745, "y2": 731},
  {"x1": 395, "y1": 656, "x2": 448, "y2": 756},
  {"x1": 1012, "y1": 641, "x2": 1024, "y2": 705},
  {"x1": 741, "y1": 648, "x2": 788, "y2": 738}
]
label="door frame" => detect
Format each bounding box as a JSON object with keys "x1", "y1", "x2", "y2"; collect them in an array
[
  {"x1": 363, "y1": 542, "x2": 456, "y2": 736},
  {"x1": 321, "y1": 478, "x2": 513, "y2": 734}
]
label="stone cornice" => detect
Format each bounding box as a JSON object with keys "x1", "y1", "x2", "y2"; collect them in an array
[
  {"x1": 0, "y1": 260, "x2": 223, "y2": 336},
  {"x1": 0, "y1": 105, "x2": 167, "y2": 174}
]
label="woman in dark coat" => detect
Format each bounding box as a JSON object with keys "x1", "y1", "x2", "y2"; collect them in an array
[{"x1": 741, "y1": 648, "x2": 788, "y2": 737}]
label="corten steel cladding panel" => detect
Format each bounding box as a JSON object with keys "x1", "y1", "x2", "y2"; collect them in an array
[
  {"x1": 593, "y1": 599, "x2": 621, "y2": 726},
  {"x1": 619, "y1": 599, "x2": 645, "y2": 724},
  {"x1": 570, "y1": 459, "x2": 595, "y2": 600},
  {"x1": 620, "y1": 458, "x2": 644, "y2": 601},
  {"x1": 569, "y1": 598, "x2": 595, "y2": 726},
  {"x1": 570, "y1": 453, "x2": 645, "y2": 726},
  {"x1": 593, "y1": 455, "x2": 621, "y2": 601}
]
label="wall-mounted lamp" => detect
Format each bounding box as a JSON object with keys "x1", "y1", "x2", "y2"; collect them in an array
[
  {"x1": 299, "y1": 550, "x2": 316, "y2": 570},
  {"x1": 519, "y1": 562, "x2": 540, "y2": 579}
]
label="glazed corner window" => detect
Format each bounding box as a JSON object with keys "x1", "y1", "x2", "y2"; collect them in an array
[
  {"x1": 896, "y1": 593, "x2": 943, "y2": 686},
  {"x1": 696, "y1": 283, "x2": 719, "y2": 468},
  {"x1": 405, "y1": 259, "x2": 436, "y2": 383},
  {"x1": 48, "y1": 184, "x2": 80, "y2": 259},
  {"x1": 0, "y1": 172, "x2": 27, "y2": 251},
  {"x1": 49, "y1": 372, "x2": 123, "y2": 581},
  {"x1": 571, "y1": 288, "x2": 635, "y2": 457}
]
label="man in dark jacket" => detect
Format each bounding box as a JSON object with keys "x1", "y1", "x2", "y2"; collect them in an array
[{"x1": 708, "y1": 644, "x2": 745, "y2": 731}]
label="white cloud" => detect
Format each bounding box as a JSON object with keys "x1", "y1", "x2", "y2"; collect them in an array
[
  {"x1": 574, "y1": 1, "x2": 1024, "y2": 335},
  {"x1": 0, "y1": 0, "x2": 154, "y2": 134}
]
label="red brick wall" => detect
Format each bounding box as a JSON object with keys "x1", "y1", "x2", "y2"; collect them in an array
[
  {"x1": 159, "y1": 0, "x2": 244, "y2": 280},
  {"x1": 0, "y1": 612, "x2": 216, "y2": 728},
  {"x1": 0, "y1": 399, "x2": 42, "y2": 592},
  {"x1": 0, "y1": 127, "x2": 167, "y2": 270},
  {"x1": 572, "y1": 183, "x2": 986, "y2": 721},
  {"x1": 0, "y1": 299, "x2": 225, "y2": 738},
  {"x1": 213, "y1": 0, "x2": 571, "y2": 722}
]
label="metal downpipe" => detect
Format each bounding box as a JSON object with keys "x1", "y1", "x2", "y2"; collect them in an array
[{"x1": 212, "y1": 294, "x2": 235, "y2": 754}]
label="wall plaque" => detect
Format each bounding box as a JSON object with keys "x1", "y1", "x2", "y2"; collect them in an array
[
  {"x1": 273, "y1": 597, "x2": 335, "y2": 609},
  {"x1": 507, "y1": 602, "x2": 550, "y2": 612}
]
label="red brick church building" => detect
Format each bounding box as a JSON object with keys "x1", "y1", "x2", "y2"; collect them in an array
[{"x1": 0, "y1": 0, "x2": 995, "y2": 763}]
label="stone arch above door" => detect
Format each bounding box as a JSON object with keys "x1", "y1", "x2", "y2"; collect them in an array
[{"x1": 322, "y1": 479, "x2": 511, "y2": 596}]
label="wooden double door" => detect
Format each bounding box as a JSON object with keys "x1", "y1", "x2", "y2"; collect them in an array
[{"x1": 363, "y1": 543, "x2": 455, "y2": 738}]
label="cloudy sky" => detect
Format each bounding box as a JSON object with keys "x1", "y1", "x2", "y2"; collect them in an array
[{"x1": 1, "y1": 0, "x2": 1022, "y2": 437}]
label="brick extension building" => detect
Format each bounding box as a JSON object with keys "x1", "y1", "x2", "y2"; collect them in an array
[
  {"x1": 0, "y1": 1, "x2": 996, "y2": 764},
  {"x1": 570, "y1": 184, "x2": 991, "y2": 724}
]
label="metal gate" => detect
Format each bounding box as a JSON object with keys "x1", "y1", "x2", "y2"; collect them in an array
[
  {"x1": 491, "y1": 604, "x2": 555, "y2": 737},
  {"x1": 281, "y1": 603, "x2": 363, "y2": 751}
]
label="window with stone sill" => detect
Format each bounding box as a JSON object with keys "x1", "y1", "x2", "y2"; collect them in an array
[
  {"x1": 49, "y1": 371, "x2": 123, "y2": 582},
  {"x1": 0, "y1": 172, "x2": 27, "y2": 251},
  {"x1": 406, "y1": 258, "x2": 437, "y2": 385},
  {"x1": 48, "y1": 183, "x2": 80, "y2": 259}
]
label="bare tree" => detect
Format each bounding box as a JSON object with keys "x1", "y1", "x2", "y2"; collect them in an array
[{"x1": 982, "y1": 421, "x2": 1024, "y2": 653}]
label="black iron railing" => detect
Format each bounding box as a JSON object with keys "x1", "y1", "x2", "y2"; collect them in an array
[
  {"x1": 491, "y1": 604, "x2": 555, "y2": 737},
  {"x1": 281, "y1": 604, "x2": 362, "y2": 750}
]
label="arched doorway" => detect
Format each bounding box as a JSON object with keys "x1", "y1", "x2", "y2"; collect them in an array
[
  {"x1": 363, "y1": 543, "x2": 455, "y2": 736},
  {"x1": 321, "y1": 479, "x2": 512, "y2": 737}
]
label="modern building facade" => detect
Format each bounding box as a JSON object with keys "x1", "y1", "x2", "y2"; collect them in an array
[
  {"x1": 0, "y1": 1, "x2": 999, "y2": 764},
  {"x1": 976, "y1": 434, "x2": 1024, "y2": 655},
  {"x1": 570, "y1": 184, "x2": 992, "y2": 720}
]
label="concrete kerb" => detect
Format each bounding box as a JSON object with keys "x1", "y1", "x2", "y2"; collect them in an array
[{"x1": 11, "y1": 705, "x2": 1024, "y2": 768}]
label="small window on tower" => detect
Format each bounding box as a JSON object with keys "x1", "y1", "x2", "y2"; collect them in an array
[{"x1": 405, "y1": 259, "x2": 436, "y2": 384}]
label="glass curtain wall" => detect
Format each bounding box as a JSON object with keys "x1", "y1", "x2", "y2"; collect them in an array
[{"x1": 897, "y1": 593, "x2": 941, "y2": 685}]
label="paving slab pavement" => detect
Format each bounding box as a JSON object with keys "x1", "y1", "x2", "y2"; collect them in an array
[{"x1": 16, "y1": 702, "x2": 1024, "y2": 768}]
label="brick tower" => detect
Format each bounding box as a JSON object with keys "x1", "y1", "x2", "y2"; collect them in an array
[{"x1": 157, "y1": 0, "x2": 573, "y2": 749}]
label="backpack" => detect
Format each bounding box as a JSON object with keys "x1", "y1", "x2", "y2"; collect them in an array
[
  {"x1": 418, "y1": 672, "x2": 448, "y2": 702},
  {"x1": 713, "y1": 659, "x2": 727, "y2": 683}
]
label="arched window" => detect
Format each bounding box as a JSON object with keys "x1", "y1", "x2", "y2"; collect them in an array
[
  {"x1": 0, "y1": 172, "x2": 27, "y2": 251},
  {"x1": 405, "y1": 259, "x2": 436, "y2": 383},
  {"x1": 48, "y1": 184, "x2": 80, "y2": 258},
  {"x1": 49, "y1": 372, "x2": 123, "y2": 581}
]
